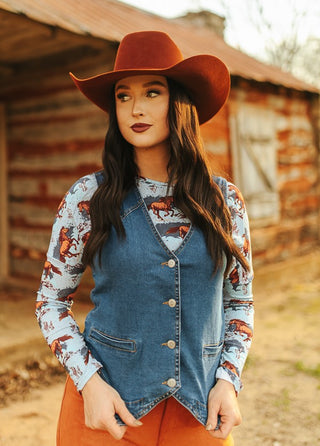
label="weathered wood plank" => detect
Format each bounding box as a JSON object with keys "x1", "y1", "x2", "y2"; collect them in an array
[
  {"x1": 9, "y1": 149, "x2": 102, "y2": 171},
  {"x1": 0, "y1": 103, "x2": 9, "y2": 279}
]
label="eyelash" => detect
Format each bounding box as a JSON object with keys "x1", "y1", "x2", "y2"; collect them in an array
[
  {"x1": 116, "y1": 93, "x2": 130, "y2": 102},
  {"x1": 116, "y1": 89, "x2": 161, "y2": 102},
  {"x1": 147, "y1": 89, "x2": 160, "y2": 98}
]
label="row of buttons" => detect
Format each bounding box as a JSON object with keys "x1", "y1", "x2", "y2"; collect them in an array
[{"x1": 163, "y1": 259, "x2": 177, "y2": 389}]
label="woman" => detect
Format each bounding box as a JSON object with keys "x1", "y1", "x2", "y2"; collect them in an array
[{"x1": 36, "y1": 31, "x2": 254, "y2": 446}]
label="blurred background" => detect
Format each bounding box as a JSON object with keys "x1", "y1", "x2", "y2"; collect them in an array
[{"x1": 0, "y1": 1, "x2": 319, "y2": 445}]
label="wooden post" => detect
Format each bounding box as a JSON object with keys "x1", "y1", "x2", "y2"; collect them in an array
[
  {"x1": 314, "y1": 95, "x2": 320, "y2": 243},
  {"x1": 0, "y1": 103, "x2": 9, "y2": 281}
]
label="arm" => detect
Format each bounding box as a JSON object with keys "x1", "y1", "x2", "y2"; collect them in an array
[
  {"x1": 207, "y1": 182, "x2": 254, "y2": 439},
  {"x1": 35, "y1": 175, "x2": 102, "y2": 390}
]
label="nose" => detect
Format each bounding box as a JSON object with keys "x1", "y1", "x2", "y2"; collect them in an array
[{"x1": 131, "y1": 97, "x2": 145, "y2": 117}]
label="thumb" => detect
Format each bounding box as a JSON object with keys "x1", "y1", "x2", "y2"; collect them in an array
[
  {"x1": 206, "y1": 403, "x2": 219, "y2": 432},
  {"x1": 114, "y1": 399, "x2": 143, "y2": 428}
]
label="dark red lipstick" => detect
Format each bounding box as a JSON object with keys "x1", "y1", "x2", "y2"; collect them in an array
[{"x1": 131, "y1": 123, "x2": 152, "y2": 133}]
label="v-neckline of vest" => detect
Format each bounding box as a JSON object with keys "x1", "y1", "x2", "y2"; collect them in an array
[{"x1": 133, "y1": 185, "x2": 194, "y2": 257}]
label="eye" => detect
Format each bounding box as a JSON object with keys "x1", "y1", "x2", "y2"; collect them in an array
[
  {"x1": 116, "y1": 92, "x2": 130, "y2": 102},
  {"x1": 146, "y1": 89, "x2": 160, "y2": 98}
]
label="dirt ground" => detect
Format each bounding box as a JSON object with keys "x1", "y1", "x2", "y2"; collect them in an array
[{"x1": 0, "y1": 249, "x2": 319, "y2": 446}]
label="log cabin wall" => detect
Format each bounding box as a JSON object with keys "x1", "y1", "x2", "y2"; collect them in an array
[
  {"x1": 228, "y1": 80, "x2": 319, "y2": 266},
  {"x1": 1, "y1": 69, "x2": 319, "y2": 280},
  {"x1": 201, "y1": 106, "x2": 232, "y2": 178},
  {"x1": 0, "y1": 40, "x2": 117, "y2": 282},
  {"x1": 0, "y1": 19, "x2": 319, "y2": 283}
]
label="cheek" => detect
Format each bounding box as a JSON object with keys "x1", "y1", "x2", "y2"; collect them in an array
[
  {"x1": 164, "y1": 111, "x2": 170, "y2": 135},
  {"x1": 158, "y1": 102, "x2": 169, "y2": 130},
  {"x1": 115, "y1": 107, "x2": 126, "y2": 133}
]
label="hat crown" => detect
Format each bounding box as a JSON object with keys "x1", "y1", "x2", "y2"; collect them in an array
[{"x1": 114, "y1": 31, "x2": 184, "y2": 71}]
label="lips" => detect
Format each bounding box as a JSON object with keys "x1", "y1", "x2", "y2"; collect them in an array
[{"x1": 130, "y1": 123, "x2": 152, "y2": 133}]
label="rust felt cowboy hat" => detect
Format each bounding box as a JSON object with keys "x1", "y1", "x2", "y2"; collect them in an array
[{"x1": 69, "y1": 31, "x2": 230, "y2": 125}]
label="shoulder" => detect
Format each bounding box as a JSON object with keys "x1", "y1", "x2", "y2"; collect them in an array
[
  {"x1": 213, "y1": 175, "x2": 228, "y2": 198},
  {"x1": 55, "y1": 173, "x2": 99, "y2": 224},
  {"x1": 214, "y1": 176, "x2": 243, "y2": 200},
  {"x1": 65, "y1": 172, "x2": 99, "y2": 203},
  {"x1": 214, "y1": 176, "x2": 246, "y2": 214}
]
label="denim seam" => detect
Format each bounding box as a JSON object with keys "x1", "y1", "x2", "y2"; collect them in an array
[{"x1": 120, "y1": 200, "x2": 144, "y2": 219}]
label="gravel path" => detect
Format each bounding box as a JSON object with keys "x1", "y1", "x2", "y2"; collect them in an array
[{"x1": 1, "y1": 250, "x2": 319, "y2": 445}]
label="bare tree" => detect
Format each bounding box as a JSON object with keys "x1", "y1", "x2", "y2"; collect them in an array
[
  {"x1": 188, "y1": 0, "x2": 320, "y2": 87},
  {"x1": 219, "y1": 0, "x2": 307, "y2": 69},
  {"x1": 293, "y1": 37, "x2": 320, "y2": 88}
]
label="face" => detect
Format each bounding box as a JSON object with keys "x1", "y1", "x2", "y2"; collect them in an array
[{"x1": 115, "y1": 75, "x2": 170, "y2": 153}]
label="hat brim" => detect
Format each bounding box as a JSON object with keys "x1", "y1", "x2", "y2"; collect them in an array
[{"x1": 69, "y1": 55, "x2": 230, "y2": 125}]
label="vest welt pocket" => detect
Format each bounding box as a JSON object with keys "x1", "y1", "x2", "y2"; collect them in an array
[
  {"x1": 89, "y1": 328, "x2": 137, "y2": 353},
  {"x1": 202, "y1": 341, "x2": 223, "y2": 358}
]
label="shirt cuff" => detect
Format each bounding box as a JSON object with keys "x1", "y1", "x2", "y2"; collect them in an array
[
  {"x1": 74, "y1": 362, "x2": 103, "y2": 392},
  {"x1": 216, "y1": 366, "x2": 242, "y2": 394}
]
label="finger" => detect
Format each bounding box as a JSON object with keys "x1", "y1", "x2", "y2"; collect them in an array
[
  {"x1": 217, "y1": 417, "x2": 233, "y2": 439},
  {"x1": 207, "y1": 415, "x2": 234, "y2": 439},
  {"x1": 103, "y1": 416, "x2": 127, "y2": 440},
  {"x1": 115, "y1": 399, "x2": 143, "y2": 428}
]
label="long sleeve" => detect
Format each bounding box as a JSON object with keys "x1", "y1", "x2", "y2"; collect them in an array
[
  {"x1": 36, "y1": 174, "x2": 102, "y2": 391},
  {"x1": 215, "y1": 182, "x2": 254, "y2": 393}
]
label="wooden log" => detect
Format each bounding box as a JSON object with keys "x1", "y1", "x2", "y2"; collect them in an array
[{"x1": 0, "y1": 104, "x2": 9, "y2": 280}]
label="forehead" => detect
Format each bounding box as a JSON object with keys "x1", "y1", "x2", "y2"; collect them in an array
[{"x1": 115, "y1": 74, "x2": 168, "y2": 89}]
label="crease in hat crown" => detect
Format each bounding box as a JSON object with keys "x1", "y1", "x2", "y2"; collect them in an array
[
  {"x1": 114, "y1": 31, "x2": 184, "y2": 70},
  {"x1": 69, "y1": 30, "x2": 231, "y2": 125}
]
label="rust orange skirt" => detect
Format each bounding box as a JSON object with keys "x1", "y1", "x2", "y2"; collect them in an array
[{"x1": 57, "y1": 376, "x2": 234, "y2": 446}]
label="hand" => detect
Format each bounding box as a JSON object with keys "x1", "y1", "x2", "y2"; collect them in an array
[
  {"x1": 206, "y1": 379, "x2": 242, "y2": 439},
  {"x1": 81, "y1": 372, "x2": 142, "y2": 440}
]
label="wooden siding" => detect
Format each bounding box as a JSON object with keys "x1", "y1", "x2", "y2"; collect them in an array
[
  {"x1": 0, "y1": 104, "x2": 9, "y2": 280},
  {"x1": 0, "y1": 49, "x2": 319, "y2": 282},
  {"x1": 202, "y1": 105, "x2": 232, "y2": 178},
  {"x1": 229, "y1": 82, "x2": 319, "y2": 265},
  {"x1": 1, "y1": 52, "x2": 114, "y2": 280}
]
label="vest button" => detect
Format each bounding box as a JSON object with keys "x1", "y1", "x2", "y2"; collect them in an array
[
  {"x1": 168, "y1": 299, "x2": 176, "y2": 308},
  {"x1": 167, "y1": 259, "x2": 175, "y2": 268},
  {"x1": 167, "y1": 340, "x2": 176, "y2": 349},
  {"x1": 167, "y1": 378, "x2": 177, "y2": 388}
]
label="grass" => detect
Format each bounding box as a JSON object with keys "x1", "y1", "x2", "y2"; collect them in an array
[
  {"x1": 294, "y1": 361, "x2": 320, "y2": 379},
  {"x1": 273, "y1": 388, "x2": 291, "y2": 410}
]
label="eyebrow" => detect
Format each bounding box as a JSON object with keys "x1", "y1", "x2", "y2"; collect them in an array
[{"x1": 115, "y1": 80, "x2": 167, "y2": 92}]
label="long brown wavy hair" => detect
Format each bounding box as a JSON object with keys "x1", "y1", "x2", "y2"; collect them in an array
[{"x1": 82, "y1": 79, "x2": 250, "y2": 275}]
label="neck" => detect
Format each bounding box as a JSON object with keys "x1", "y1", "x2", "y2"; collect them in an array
[{"x1": 134, "y1": 144, "x2": 170, "y2": 182}]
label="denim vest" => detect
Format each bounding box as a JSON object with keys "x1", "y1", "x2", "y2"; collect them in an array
[{"x1": 83, "y1": 172, "x2": 226, "y2": 425}]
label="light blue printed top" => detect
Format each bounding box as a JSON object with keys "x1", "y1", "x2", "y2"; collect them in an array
[{"x1": 36, "y1": 173, "x2": 253, "y2": 416}]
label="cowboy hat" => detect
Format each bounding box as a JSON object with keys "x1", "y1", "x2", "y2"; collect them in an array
[{"x1": 69, "y1": 31, "x2": 230, "y2": 125}]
